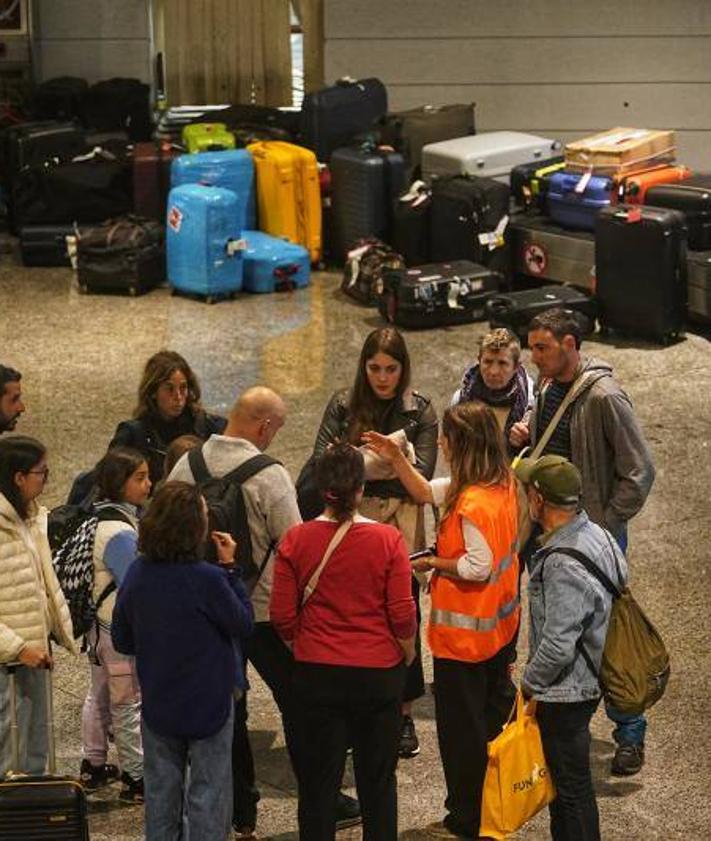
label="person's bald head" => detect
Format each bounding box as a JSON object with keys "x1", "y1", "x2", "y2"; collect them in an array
[{"x1": 225, "y1": 386, "x2": 287, "y2": 451}]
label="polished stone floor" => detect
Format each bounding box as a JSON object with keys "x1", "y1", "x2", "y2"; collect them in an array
[{"x1": 1, "y1": 250, "x2": 710, "y2": 840}]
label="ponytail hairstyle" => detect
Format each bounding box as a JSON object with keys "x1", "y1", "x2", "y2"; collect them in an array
[
  {"x1": 315, "y1": 442, "x2": 365, "y2": 523},
  {"x1": 441, "y1": 402, "x2": 511, "y2": 514}
]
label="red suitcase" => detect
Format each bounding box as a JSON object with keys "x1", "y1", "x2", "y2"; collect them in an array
[{"x1": 133, "y1": 141, "x2": 182, "y2": 222}]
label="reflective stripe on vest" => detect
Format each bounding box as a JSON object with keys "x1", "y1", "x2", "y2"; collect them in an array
[{"x1": 431, "y1": 593, "x2": 520, "y2": 633}]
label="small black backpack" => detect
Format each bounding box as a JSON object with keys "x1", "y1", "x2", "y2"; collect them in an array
[{"x1": 187, "y1": 446, "x2": 279, "y2": 582}]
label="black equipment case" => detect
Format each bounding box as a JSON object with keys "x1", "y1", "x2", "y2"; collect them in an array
[
  {"x1": 19, "y1": 225, "x2": 75, "y2": 267},
  {"x1": 392, "y1": 181, "x2": 432, "y2": 266},
  {"x1": 0, "y1": 664, "x2": 89, "y2": 840},
  {"x1": 644, "y1": 175, "x2": 711, "y2": 251},
  {"x1": 379, "y1": 259, "x2": 501, "y2": 328},
  {"x1": 687, "y1": 250, "x2": 711, "y2": 322},
  {"x1": 595, "y1": 204, "x2": 687, "y2": 343}
]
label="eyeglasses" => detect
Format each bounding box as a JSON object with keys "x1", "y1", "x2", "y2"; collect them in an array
[{"x1": 27, "y1": 467, "x2": 50, "y2": 481}]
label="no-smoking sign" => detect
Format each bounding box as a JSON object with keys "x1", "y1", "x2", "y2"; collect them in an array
[{"x1": 523, "y1": 242, "x2": 547, "y2": 276}]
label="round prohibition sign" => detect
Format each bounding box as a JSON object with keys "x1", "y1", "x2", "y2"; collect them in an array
[{"x1": 523, "y1": 242, "x2": 547, "y2": 276}]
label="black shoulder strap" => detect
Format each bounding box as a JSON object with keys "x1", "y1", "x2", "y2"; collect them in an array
[
  {"x1": 541, "y1": 546, "x2": 620, "y2": 599},
  {"x1": 188, "y1": 444, "x2": 211, "y2": 484},
  {"x1": 222, "y1": 453, "x2": 280, "y2": 487},
  {"x1": 94, "y1": 506, "x2": 133, "y2": 527}
]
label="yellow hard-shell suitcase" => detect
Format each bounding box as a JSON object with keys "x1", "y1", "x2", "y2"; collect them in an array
[{"x1": 247, "y1": 141, "x2": 322, "y2": 263}]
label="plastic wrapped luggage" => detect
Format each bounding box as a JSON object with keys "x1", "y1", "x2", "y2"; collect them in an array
[
  {"x1": 170, "y1": 149, "x2": 256, "y2": 230},
  {"x1": 422, "y1": 131, "x2": 561, "y2": 183},
  {"x1": 77, "y1": 216, "x2": 165, "y2": 296},
  {"x1": 133, "y1": 141, "x2": 182, "y2": 222},
  {"x1": 329, "y1": 145, "x2": 406, "y2": 262},
  {"x1": 300, "y1": 77, "x2": 388, "y2": 162},
  {"x1": 248, "y1": 140, "x2": 321, "y2": 262},
  {"x1": 644, "y1": 176, "x2": 711, "y2": 250},
  {"x1": 379, "y1": 260, "x2": 501, "y2": 328},
  {"x1": 565, "y1": 127, "x2": 675, "y2": 176},
  {"x1": 241, "y1": 230, "x2": 310, "y2": 293},
  {"x1": 687, "y1": 251, "x2": 711, "y2": 322},
  {"x1": 0, "y1": 664, "x2": 89, "y2": 840},
  {"x1": 182, "y1": 122, "x2": 236, "y2": 153},
  {"x1": 486, "y1": 285, "x2": 597, "y2": 343},
  {"x1": 509, "y1": 214, "x2": 595, "y2": 292},
  {"x1": 392, "y1": 181, "x2": 432, "y2": 266},
  {"x1": 547, "y1": 171, "x2": 614, "y2": 231},
  {"x1": 510, "y1": 156, "x2": 565, "y2": 210},
  {"x1": 19, "y1": 224, "x2": 75, "y2": 267},
  {"x1": 616, "y1": 164, "x2": 692, "y2": 205},
  {"x1": 595, "y1": 204, "x2": 686, "y2": 343},
  {"x1": 167, "y1": 184, "x2": 244, "y2": 302}
]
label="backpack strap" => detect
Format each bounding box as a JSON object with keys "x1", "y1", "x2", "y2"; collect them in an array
[
  {"x1": 188, "y1": 444, "x2": 212, "y2": 484},
  {"x1": 222, "y1": 453, "x2": 280, "y2": 486}
]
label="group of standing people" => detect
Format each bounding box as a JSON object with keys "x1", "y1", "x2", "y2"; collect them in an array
[{"x1": 0, "y1": 309, "x2": 655, "y2": 841}]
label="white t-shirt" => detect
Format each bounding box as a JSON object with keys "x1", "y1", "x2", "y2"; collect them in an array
[{"x1": 430, "y1": 478, "x2": 493, "y2": 581}]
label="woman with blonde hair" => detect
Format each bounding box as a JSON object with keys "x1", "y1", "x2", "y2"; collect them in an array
[{"x1": 364, "y1": 401, "x2": 520, "y2": 840}]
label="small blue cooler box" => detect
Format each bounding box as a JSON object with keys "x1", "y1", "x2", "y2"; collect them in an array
[
  {"x1": 547, "y1": 171, "x2": 613, "y2": 231},
  {"x1": 242, "y1": 230, "x2": 310, "y2": 293}
]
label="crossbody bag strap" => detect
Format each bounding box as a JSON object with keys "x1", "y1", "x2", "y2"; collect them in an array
[
  {"x1": 301, "y1": 519, "x2": 353, "y2": 606},
  {"x1": 530, "y1": 374, "x2": 589, "y2": 459}
]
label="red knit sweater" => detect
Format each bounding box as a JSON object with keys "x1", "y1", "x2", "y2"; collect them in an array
[{"x1": 270, "y1": 519, "x2": 416, "y2": 668}]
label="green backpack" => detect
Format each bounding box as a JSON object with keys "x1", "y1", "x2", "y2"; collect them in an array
[{"x1": 542, "y1": 543, "x2": 670, "y2": 715}]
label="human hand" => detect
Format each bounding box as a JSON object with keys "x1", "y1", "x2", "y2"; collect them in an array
[
  {"x1": 411, "y1": 556, "x2": 434, "y2": 573},
  {"x1": 509, "y1": 422, "x2": 531, "y2": 448},
  {"x1": 211, "y1": 531, "x2": 237, "y2": 566},
  {"x1": 18, "y1": 645, "x2": 52, "y2": 669},
  {"x1": 361, "y1": 430, "x2": 402, "y2": 464}
]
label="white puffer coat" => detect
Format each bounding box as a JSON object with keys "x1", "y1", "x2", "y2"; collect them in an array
[{"x1": 0, "y1": 494, "x2": 79, "y2": 662}]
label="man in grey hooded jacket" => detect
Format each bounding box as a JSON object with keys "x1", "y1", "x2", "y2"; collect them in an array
[{"x1": 510, "y1": 308, "x2": 654, "y2": 777}]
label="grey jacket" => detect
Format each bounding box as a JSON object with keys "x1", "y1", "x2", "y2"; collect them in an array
[
  {"x1": 523, "y1": 511, "x2": 628, "y2": 703},
  {"x1": 530, "y1": 357, "x2": 655, "y2": 535}
]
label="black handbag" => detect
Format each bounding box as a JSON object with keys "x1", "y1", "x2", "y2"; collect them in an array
[{"x1": 295, "y1": 455, "x2": 325, "y2": 521}]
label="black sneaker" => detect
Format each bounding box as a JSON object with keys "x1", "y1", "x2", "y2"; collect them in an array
[
  {"x1": 399, "y1": 714, "x2": 421, "y2": 758},
  {"x1": 611, "y1": 743, "x2": 645, "y2": 776},
  {"x1": 335, "y1": 791, "x2": 361, "y2": 830},
  {"x1": 118, "y1": 772, "x2": 145, "y2": 803},
  {"x1": 79, "y1": 759, "x2": 120, "y2": 791}
]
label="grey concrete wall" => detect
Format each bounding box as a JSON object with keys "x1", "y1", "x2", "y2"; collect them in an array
[
  {"x1": 324, "y1": 0, "x2": 711, "y2": 170},
  {"x1": 32, "y1": 0, "x2": 152, "y2": 84}
]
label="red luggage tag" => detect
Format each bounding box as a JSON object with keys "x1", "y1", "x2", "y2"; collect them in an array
[{"x1": 625, "y1": 207, "x2": 643, "y2": 223}]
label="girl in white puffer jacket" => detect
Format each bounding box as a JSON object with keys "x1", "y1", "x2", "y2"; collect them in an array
[{"x1": 0, "y1": 436, "x2": 78, "y2": 776}]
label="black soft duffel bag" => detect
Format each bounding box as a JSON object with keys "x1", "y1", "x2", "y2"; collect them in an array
[
  {"x1": 77, "y1": 216, "x2": 165, "y2": 296},
  {"x1": 85, "y1": 77, "x2": 152, "y2": 141}
]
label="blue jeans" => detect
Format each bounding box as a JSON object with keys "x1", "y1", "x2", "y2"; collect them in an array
[
  {"x1": 0, "y1": 666, "x2": 48, "y2": 776},
  {"x1": 142, "y1": 707, "x2": 234, "y2": 841}
]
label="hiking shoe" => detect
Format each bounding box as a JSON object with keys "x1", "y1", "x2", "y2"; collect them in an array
[
  {"x1": 118, "y1": 772, "x2": 145, "y2": 803},
  {"x1": 79, "y1": 759, "x2": 120, "y2": 791},
  {"x1": 399, "y1": 714, "x2": 421, "y2": 758},
  {"x1": 611, "y1": 743, "x2": 645, "y2": 776},
  {"x1": 335, "y1": 791, "x2": 361, "y2": 830}
]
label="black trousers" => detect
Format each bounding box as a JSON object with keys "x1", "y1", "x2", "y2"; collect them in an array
[
  {"x1": 293, "y1": 661, "x2": 406, "y2": 841},
  {"x1": 537, "y1": 698, "x2": 601, "y2": 841},
  {"x1": 433, "y1": 642, "x2": 515, "y2": 839},
  {"x1": 403, "y1": 575, "x2": 425, "y2": 703}
]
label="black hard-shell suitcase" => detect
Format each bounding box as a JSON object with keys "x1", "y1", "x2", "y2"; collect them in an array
[
  {"x1": 19, "y1": 224, "x2": 75, "y2": 267},
  {"x1": 687, "y1": 251, "x2": 711, "y2": 322},
  {"x1": 0, "y1": 665, "x2": 89, "y2": 840},
  {"x1": 429, "y1": 175, "x2": 510, "y2": 266},
  {"x1": 644, "y1": 175, "x2": 711, "y2": 250},
  {"x1": 595, "y1": 204, "x2": 686, "y2": 343},
  {"x1": 300, "y1": 78, "x2": 387, "y2": 162},
  {"x1": 392, "y1": 182, "x2": 432, "y2": 265},
  {"x1": 379, "y1": 259, "x2": 501, "y2": 328},
  {"x1": 486, "y1": 285, "x2": 597, "y2": 343},
  {"x1": 510, "y1": 155, "x2": 565, "y2": 210},
  {"x1": 1, "y1": 122, "x2": 86, "y2": 186},
  {"x1": 330, "y1": 145, "x2": 406, "y2": 261}
]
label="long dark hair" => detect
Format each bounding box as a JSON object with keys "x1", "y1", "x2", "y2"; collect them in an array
[
  {"x1": 316, "y1": 443, "x2": 365, "y2": 523},
  {"x1": 133, "y1": 350, "x2": 203, "y2": 422},
  {"x1": 347, "y1": 327, "x2": 411, "y2": 443},
  {"x1": 96, "y1": 447, "x2": 147, "y2": 503},
  {"x1": 138, "y1": 482, "x2": 207, "y2": 563},
  {"x1": 0, "y1": 436, "x2": 47, "y2": 520}
]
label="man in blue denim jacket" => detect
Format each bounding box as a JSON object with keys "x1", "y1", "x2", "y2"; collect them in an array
[{"x1": 516, "y1": 454, "x2": 627, "y2": 841}]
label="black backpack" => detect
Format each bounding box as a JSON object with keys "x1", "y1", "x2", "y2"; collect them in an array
[{"x1": 187, "y1": 446, "x2": 279, "y2": 582}]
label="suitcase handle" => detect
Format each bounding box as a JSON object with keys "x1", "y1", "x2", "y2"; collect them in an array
[{"x1": 3, "y1": 661, "x2": 56, "y2": 776}]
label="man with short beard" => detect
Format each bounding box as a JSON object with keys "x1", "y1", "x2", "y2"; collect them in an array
[{"x1": 0, "y1": 366, "x2": 25, "y2": 433}]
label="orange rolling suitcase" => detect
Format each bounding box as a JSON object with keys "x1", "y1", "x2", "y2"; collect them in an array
[
  {"x1": 615, "y1": 164, "x2": 692, "y2": 204},
  {"x1": 247, "y1": 141, "x2": 322, "y2": 263}
]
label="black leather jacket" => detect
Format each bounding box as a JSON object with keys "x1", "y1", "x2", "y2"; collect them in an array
[{"x1": 313, "y1": 387, "x2": 438, "y2": 499}]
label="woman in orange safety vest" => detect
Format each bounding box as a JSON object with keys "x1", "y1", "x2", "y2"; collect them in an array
[{"x1": 363, "y1": 401, "x2": 520, "y2": 839}]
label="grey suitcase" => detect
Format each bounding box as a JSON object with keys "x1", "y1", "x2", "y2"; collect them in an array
[
  {"x1": 510, "y1": 213, "x2": 595, "y2": 292},
  {"x1": 687, "y1": 251, "x2": 711, "y2": 322},
  {"x1": 422, "y1": 131, "x2": 561, "y2": 183}
]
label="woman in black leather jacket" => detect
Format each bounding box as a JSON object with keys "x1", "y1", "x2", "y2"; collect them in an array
[{"x1": 309, "y1": 326, "x2": 438, "y2": 759}]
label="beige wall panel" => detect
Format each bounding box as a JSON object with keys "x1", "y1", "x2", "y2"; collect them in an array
[
  {"x1": 325, "y1": 0, "x2": 711, "y2": 39},
  {"x1": 37, "y1": 40, "x2": 152, "y2": 84},
  {"x1": 34, "y1": 0, "x2": 150, "y2": 39},
  {"x1": 325, "y1": 38, "x2": 711, "y2": 85}
]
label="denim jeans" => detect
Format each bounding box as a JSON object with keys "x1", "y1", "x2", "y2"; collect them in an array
[
  {"x1": 0, "y1": 665, "x2": 48, "y2": 776},
  {"x1": 538, "y1": 698, "x2": 601, "y2": 841},
  {"x1": 142, "y1": 707, "x2": 234, "y2": 841}
]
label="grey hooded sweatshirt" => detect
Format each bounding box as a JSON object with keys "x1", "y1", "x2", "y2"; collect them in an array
[{"x1": 530, "y1": 357, "x2": 655, "y2": 535}]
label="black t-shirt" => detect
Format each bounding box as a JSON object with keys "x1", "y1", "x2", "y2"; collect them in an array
[{"x1": 539, "y1": 380, "x2": 574, "y2": 459}]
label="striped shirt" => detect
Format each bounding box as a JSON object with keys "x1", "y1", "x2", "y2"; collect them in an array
[{"x1": 539, "y1": 380, "x2": 574, "y2": 458}]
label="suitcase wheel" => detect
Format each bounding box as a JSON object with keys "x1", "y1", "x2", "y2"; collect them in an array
[
  {"x1": 129, "y1": 286, "x2": 138, "y2": 297},
  {"x1": 205, "y1": 295, "x2": 216, "y2": 305},
  {"x1": 79, "y1": 283, "x2": 89, "y2": 295}
]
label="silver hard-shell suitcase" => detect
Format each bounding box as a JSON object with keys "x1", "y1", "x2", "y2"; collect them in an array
[{"x1": 422, "y1": 131, "x2": 561, "y2": 183}]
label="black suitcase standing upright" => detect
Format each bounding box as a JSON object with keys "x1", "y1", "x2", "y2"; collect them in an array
[
  {"x1": 595, "y1": 204, "x2": 687, "y2": 343},
  {"x1": 330, "y1": 145, "x2": 407, "y2": 261},
  {"x1": 379, "y1": 259, "x2": 501, "y2": 328},
  {"x1": 644, "y1": 175, "x2": 711, "y2": 251},
  {"x1": 392, "y1": 181, "x2": 432, "y2": 266},
  {"x1": 686, "y1": 250, "x2": 711, "y2": 323},
  {"x1": 19, "y1": 224, "x2": 76, "y2": 267},
  {"x1": 0, "y1": 664, "x2": 89, "y2": 840},
  {"x1": 486, "y1": 285, "x2": 598, "y2": 343}
]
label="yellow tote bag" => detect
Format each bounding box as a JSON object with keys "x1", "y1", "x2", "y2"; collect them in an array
[{"x1": 480, "y1": 691, "x2": 556, "y2": 839}]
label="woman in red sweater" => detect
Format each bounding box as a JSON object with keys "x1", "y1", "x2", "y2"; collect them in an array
[{"x1": 270, "y1": 443, "x2": 416, "y2": 841}]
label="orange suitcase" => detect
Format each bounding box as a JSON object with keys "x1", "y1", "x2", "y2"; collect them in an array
[{"x1": 616, "y1": 164, "x2": 692, "y2": 205}]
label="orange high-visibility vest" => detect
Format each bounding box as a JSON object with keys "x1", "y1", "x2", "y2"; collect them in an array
[{"x1": 429, "y1": 479, "x2": 520, "y2": 663}]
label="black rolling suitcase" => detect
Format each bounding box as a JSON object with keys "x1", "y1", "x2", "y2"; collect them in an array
[
  {"x1": 19, "y1": 225, "x2": 75, "y2": 267},
  {"x1": 595, "y1": 204, "x2": 686, "y2": 343},
  {"x1": 687, "y1": 251, "x2": 711, "y2": 323},
  {"x1": 644, "y1": 175, "x2": 711, "y2": 251},
  {"x1": 486, "y1": 285, "x2": 597, "y2": 343},
  {"x1": 330, "y1": 145, "x2": 406, "y2": 261},
  {"x1": 300, "y1": 78, "x2": 387, "y2": 162},
  {"x1": 379, "y1": 260, "x2": 501, "y2": 328},
  {"x1": 392, "y1": 181, "x2": 432, "y2": 265},
  {"x1": 0, "y1": 664, "x2": 89, "y2": 840}
]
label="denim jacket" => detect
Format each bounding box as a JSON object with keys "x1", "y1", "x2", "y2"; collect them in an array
[{"x1": 523, "y1": 511, "x2": 628, "y2": 703}]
